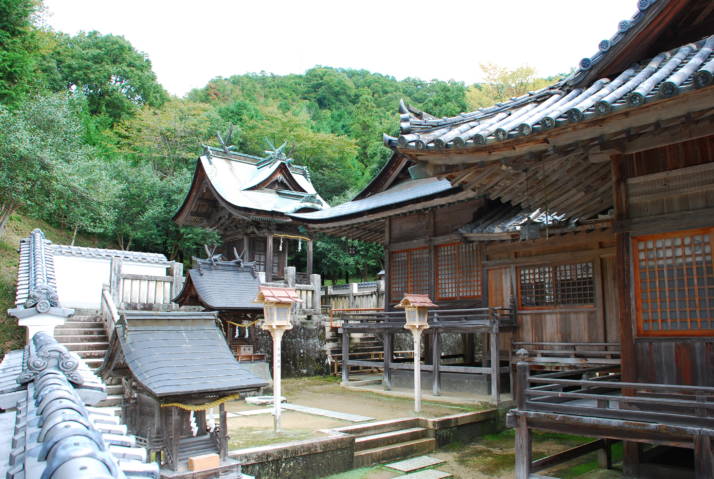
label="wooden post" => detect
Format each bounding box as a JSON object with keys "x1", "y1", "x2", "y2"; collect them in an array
[
  {"x1": 109, "y1": 257, "x2": 123, "y2": 305},
  {"x1": 341, "y1": 328, "x2": 349, "y2": 385},
  {"x1": 265, "y1": 233, "x2": 274, "y2": 282},
  {"x1": 413, "y1": 329, "x2": 423, "y2": 413},
  {"x1": 219, "y1": 402, "x2": 228, "y2": 460},
  {"x1": 243, "y1": 236, "x2": 250, "y2": 261},
  {"x1": 170, "y1": 407, "x2": 179, "y2": 471},
  {"x1": 307, "y1": 239, "x2": 313, "y2": 276},
  {"x1": 695, "y1": 432, "x2": 713, "y2": 479},
  {"x1": 432, "y1": 330, "x2": 441, "y2": 396},
  {"x1": 384, "y1": 219, "x2": 391, "y2": 309},
  {"x1": 169, "y1": 261, "x2": 183, "y2": 300},
  {"x1": 490, "y1": 315, "x2": 500, "y2": 404},
  {"x1": 514, "y1": 415, "x2": 532, "y2": 479},
  {"x1": 463, "y1": 333, "x2": 475, "y2": 364},
  {"x1": 597, "y1": 438, "x2": 613, "y2": 469},
  {"x1": 623, "y1": 442, "x2": 640, "y2": 477},
  {"x1": 516, "y1": 361, "x2": 529, "y2": 410},
  {"x1": 285, "y1": 266, "x2": 296, "y2": 287},
  {"x1": 383, "y1": 332, "x2": 392, "y2": 390},
  {"x1": 310, "y1": 274, "x2": 321, "y2": 312}
]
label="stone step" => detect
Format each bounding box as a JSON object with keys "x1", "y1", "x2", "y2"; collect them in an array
[
  {"x1": 355, "y1": 427, "x2": 428, "y2": 452},
  {"x1": 96, "y1": 394, "x2": 122, "y2": 407},
  {"x1": 354, "y1": 438, "x2": 436, "y2": 468},
  {"x1": 72, "y1": 349, "x2": 109, "y2": 359},
  {"x1": 84, "y1": 358, "x2": 105, "y2": 369},
  {"x1": 63, "y1": 342, "x2": 110, "y2": 352},
  {"x1": 59, "y1": 321, "x2": 105, "y2": 329},
  {"x1": 54, "y1": 327, "x2": 106, "y2": 335},
  {"x1": 336, "y1": 417, "x2": 422, "y2": 438},
  {"x1": 66, "y1": 315, "x2": 102, "y2": 322},
  {"x1": 54, "y1": 334, "x2": 109, "y2": 344},
  {"x1": 106, "y1": 384, "x2": 123, "y2": 395}
]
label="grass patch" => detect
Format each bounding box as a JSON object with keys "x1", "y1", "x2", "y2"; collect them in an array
[{"x1": 321, "y1": 466, "x2": 386, "y2": 479}]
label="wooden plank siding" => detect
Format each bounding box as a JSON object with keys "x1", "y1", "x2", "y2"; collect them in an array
[{"x1": 620, "y1": 134, "x2": 714, "y2": 386}]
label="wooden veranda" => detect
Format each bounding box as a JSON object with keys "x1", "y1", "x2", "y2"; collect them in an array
[{"x1": 337, "y1": 307, "x2": 515, "y2": 403}]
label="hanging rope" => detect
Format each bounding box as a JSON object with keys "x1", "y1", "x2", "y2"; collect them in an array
[
  {"x1": 225, "y1": 319, "x2": 260, "y2": 328},
  {"x1": 273, "y1": 233, "x2": 310, "y2": 242},
  {"x1": 160, "y1": 393, "x2": 240, "y2": 411}
]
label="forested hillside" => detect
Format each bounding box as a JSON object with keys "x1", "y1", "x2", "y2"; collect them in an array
[{"x1": 0, "y1": 0, "x2": 561, "y2": 284}]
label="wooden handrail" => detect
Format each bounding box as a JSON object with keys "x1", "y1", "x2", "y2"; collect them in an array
[{"x1": 100, "y1": 284, "x2": 120, "y2": 339}]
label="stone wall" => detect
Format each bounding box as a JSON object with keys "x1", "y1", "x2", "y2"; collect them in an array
[{"x1": 254, "y1": 318, "x2": 330, "y2": 377}]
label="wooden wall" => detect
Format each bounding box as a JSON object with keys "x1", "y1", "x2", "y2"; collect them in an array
[
  {"x1": 485, "y1": 230, "x2": 616, "y2": 345},
  {"x1": 618, "y1": 134, "x2": 714, "y2": 386}
]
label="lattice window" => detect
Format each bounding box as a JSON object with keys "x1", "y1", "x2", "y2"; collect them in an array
[
  {"x1": 390, "y1": 247, "x2": 430, "y2": 302},
  {"x1": 633, "y1": 229, "x2": 714, "y2": 336},
  {"x1": 519, "y1": 262, "x2": 594, "y2": 308},
  {"x1": 436, "y1": 243, "x2": 482, "y2": 300}
]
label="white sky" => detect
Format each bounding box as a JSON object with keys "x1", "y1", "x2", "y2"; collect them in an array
[{"x1": 42, "y1": 0, "x2": 638, "y2": 97}]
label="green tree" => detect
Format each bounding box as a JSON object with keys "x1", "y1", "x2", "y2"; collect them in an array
[
  {"x1": 114, "y1": 99, "x2": 214, "y2": 177},
  {"x1": 0, "y1": 0, "x2": 41, "y2": 105},
  {"x1": 41, "y1": 31, "x2": 167, "y2": 123},
  {"x1": 0, "y1": 93, "x2": 97, "y2": 236}
]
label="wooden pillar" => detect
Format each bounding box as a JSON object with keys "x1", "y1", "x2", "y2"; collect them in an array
[
  {"x1": 695, "y1": 432, "x2": 713, "y2": 479},
  {"x1": 219, "y1": 402, "x2": 228, "y2": 460},
  {"x1": 307, "y1": 239, "x2": 314, "y2": 276},
  {"x1": 265, "y1": 233, "x2": 274, "y2": 282},
  {"x1": 170, "y1": 407, "x2": 179, "y2": 470},
  {"x1": 243, "y1": 236, "x2": 250, "y2": 261},
  {"x1": 169, "y1": 262, "x2": 183, "y2": 300},
  {"x1": 109, "y1": 257, "x2": 123, "y2": 305},
  {"x1": 490, "y1": 316, "x2": 500, "y2": 404},
  {"x1": 597, "y1": 439, "x2": 613, "y2": 469},
  {"x1": 384, "y1": 219, "x2": 391, "y2": 309},
  {"x1": 341, "y1": 329, "x2": 350, "y2": 385},
  {"x1": 432, "y1": 330, "x2": 441, "y2": 396},
  {"x1": 383, "y1": 332, "x2": 392, "y2": 390},
  {"x1": 514, "y1": 361, "x2": 530, "y2": 478},
  {"x1": 514, "y1": 415, "x2": 532, "y2": 479},
  {"x1": 613, "y1": 155, "x2": 640, "y2": 475}
]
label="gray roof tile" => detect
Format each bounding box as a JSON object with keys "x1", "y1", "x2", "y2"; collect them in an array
[
  {"x1": 113, "y1": 312, "x2": 267, "y2": 398},
  {"x1": 8, "y1": 229, "x2": 74, "y2": 320},
  {"x1": 52, "y1": 244, "x2": 169, "y2": 264},
  {"x1": 0, "y1": 333, "x2": 159, "y2": 479},
  {"x1": 387, "y1": 35, "x2": 714, "y2": 151},
  {"x1": 175, "y1": 258, "x2": 261, "y2": 310}
]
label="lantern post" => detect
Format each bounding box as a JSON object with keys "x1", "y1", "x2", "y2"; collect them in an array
[
  {"x1": 396, "y1": 294, "x2": 437, "y2": 413},
  {"x1": 255, "y1": 286, "x2": 302, "y2": 432}
]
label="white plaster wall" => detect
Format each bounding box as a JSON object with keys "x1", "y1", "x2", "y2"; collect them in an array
[{"x1": 53, "y1": 255, "x2": 167, "y2": 309}]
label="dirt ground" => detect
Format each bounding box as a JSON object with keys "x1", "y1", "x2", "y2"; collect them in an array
[
  {"x1": 226, "y1": 377, "x2": 622, "y2": 478},
  {"x1": 226, "y1": 376, "x2": 478, "y2": 449}
]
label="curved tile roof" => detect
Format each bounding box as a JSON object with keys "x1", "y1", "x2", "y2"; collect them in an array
[
  {"x1": 52, "y1": 244, "x2": 169, "y2": 264},
  {"x1": 387, "y1": 35, "x2": 714, "y2": 151},
  {"x1": 8, "y1": 229, "x2": 74, "y2": 320},
  {"x1": 174, "y1": 258, "x2": 261, "y2": 310},
  {"x1": 290, "y1": 177, "x2": 457, "y2": 222},
  {"x1": 113, "y1": 311, "x2": 267, "y2": 398},
  {"x1": 0, "y1": 333, "x2": 158, "y2": 479}
]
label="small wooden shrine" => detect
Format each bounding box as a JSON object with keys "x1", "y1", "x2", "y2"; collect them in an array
[{"x1": 102, "y1": 311, "x2": 267, "y2": 477}]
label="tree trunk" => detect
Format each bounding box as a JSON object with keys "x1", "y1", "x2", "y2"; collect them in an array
[
  {"x1": 71, "y1": 225, "x2": 79, "y2": 246},
  {"x1": 0, "y1": 200, "x2": 17, "y2": 238}
]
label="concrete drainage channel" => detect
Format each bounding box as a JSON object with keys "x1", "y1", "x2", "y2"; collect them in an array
[{"x1": 229, "y1": 409, "x2": 503, "y2": 479}]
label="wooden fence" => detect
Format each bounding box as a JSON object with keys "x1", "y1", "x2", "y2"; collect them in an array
[
  {"x1": 322, "y1": 281, "x2": 384, "y2": 311},
  {"x1": 109, "y1": 257, "x2": 183, "y2": 311}
]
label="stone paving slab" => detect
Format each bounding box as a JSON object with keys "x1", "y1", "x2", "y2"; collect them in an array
[
  {"x1": 385, "y1": 455, "x2": 444, "y2": 472},
  {"x1": 400, "y1": 470, "x2": 452, "y2": 479},
  {"x1": 281, "y1": 403, "x2": 373, "y2": 422}
]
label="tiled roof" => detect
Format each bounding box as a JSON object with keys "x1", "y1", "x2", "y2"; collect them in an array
[
  {"x1": 52, "y1": 244, "x2": 169, "y2": 264},
  {"x1": 386, "y1": 35, "x2": 714, "y2": 151},
  {"x1": 110, "y1": 311, "x2": 267, "y2": 398},
  {"x1": 0, "y1": 332, "x2": 158, "y2": 479},
  {"x1": 395, "y1": 294, "x2": 438, "y2": 309},
  {"x1": 173, "y1": 258, "x2": 261, "y2": 310},
  {"x1": 8, "y1": 229, "x2": 74, "y2": 320},
  {"x1": 255, "y1": 286, "x2": 302, "y2": 304},
  {"x1": 290, "y1": 177, "x2": 457, "y2": 222}
]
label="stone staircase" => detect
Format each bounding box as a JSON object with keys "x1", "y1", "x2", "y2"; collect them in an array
[
  {"x1": 336, "y1": 418, "x2": 436, "y2": 467},
  {"x1": 54, "y1": 311, "x2": 123, "y2": 407}
]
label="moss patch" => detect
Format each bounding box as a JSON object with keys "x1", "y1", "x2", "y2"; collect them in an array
[{"x1": 228, "y1": 428, "x2": 317, "y2": 450}]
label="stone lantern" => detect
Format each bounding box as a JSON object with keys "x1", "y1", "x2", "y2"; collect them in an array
[
  {"x1": 396, "y1": 294, "x2": 437, "y2": 412},
  {"x1": 255, "y1": 286, "x2": 302, "y2": 432}
]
